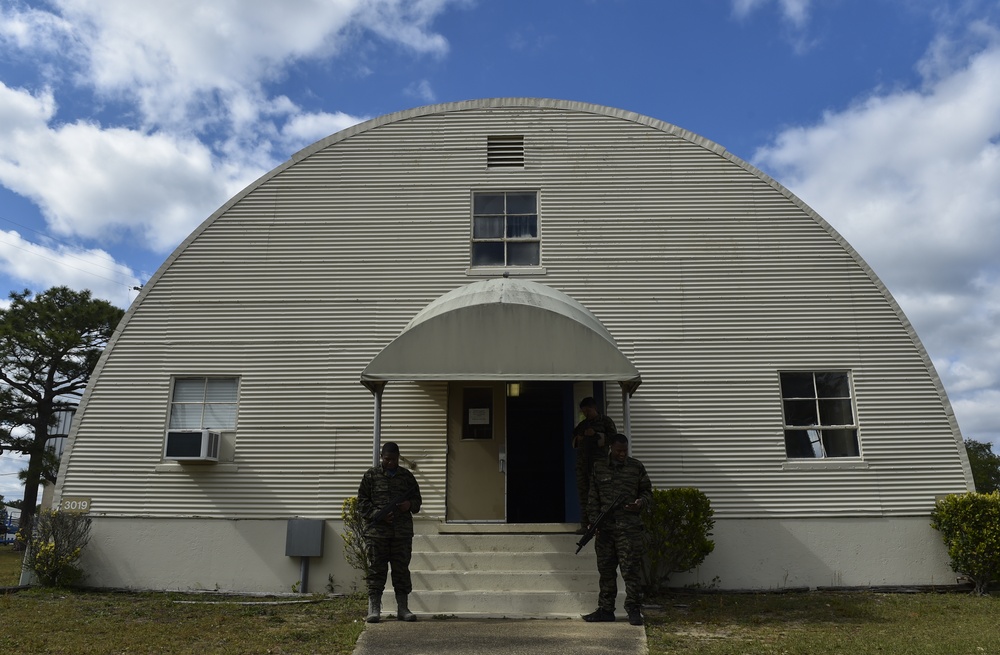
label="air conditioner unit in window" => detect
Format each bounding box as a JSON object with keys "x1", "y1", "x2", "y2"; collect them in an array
[{"x1": 164, "y1": 429, "x2": 221, "y2": 461}]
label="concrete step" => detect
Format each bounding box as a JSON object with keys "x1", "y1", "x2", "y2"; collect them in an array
[
  {"x1": 382, "y1": 589, "x2": 627, "y2": 620},
  {"x1": 411, "y1": 569, "x2": 599, "y2": 593},
  {"x1": 411, "y1": 550, "x2": 597, "y2": 572},
  {"x1": 382, "y1": 528, "x2": 628, "y2": 618},
  {"x1": 412, "y1": 531, "x2": 586, "y2": 553}
]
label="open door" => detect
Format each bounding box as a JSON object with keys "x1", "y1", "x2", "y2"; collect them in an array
[
  {"x1": 505, "y1": 382, "x2": 570, "y2": 523},
  {"x1": 446, "y1": 382, "x2": 506, "y2": 521}
]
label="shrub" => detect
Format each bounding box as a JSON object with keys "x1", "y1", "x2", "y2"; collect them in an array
[
  {"x1": 931, "y1": 491, "x2": 1000, "y2": 595},
  {"x1": 340, "y1": 496, "x2": 370, "y2": 578},
  {"x1": 641, "y1": 487, "x2": 715, "y2": 596},
  {"x1": 20, "y1": 509, "x2": 92, "y2": 587}
]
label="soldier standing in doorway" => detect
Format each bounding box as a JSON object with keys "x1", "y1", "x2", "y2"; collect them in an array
[
  {"x1": 357, "y1": 441, "x2": 422, "y2": 623},
  {"x1": 572, "y1": 396, "x2": 617, "y2": 534}
]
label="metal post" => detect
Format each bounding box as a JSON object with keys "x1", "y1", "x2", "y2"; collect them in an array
[
  {"x1": 622, "y1": 385, "x2": 632, "y2": 455},
  {"x1": 299, "y1": 557, "x2": 309, "y2": 594},
  {"x1": 373, "y1": 385, "x2": 383, "y2": 467}
]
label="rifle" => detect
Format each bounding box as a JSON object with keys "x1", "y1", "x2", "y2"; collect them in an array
[
  {"x1": 575, "y1": 492, "x2": 625, "y2": 554},
  {"x1": 367, "y1": 488, "x2": 414, "y2": 529}
]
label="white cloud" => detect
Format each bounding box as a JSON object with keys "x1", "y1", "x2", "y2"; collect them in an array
[
  {"x1": 0, "y1": 228, "x2": 140, "y2": 306},
  {"x1": 732, "y1": 0, "x2": 811, "y2": 27},
  {"x1": 5, "y1": 0, "x2": 454, "y2": 132},
  {"x1": 404, "y1": 79, "x2": 437, "y2": 103},
  {"x1": 0, "y1": 0, "x2": 457, "y2": 270},
  {"x1": 752, "y1": 33, "x2": 1000, "y2": 447},
  {"x1": 280, "y1": 110, "x2": 367, "y2": 153},
  {"x1": 0, "y1": 81, "x2": 262, "y2": 253}
]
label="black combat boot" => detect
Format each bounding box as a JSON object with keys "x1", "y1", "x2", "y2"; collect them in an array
[
  {"x1": 582, "y1": 608, "x2": 615, "y2": 622},
  {"x1": 396, "y1": 594, "x2": 417, "y2": 621},
  {"x1": 366, "y1": 593, "x2": 382, "y2": 623}
]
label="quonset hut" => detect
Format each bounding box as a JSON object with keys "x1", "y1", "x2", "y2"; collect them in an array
[{"x1": 53, "y1": 99, "x2": 972, "y2": 615}]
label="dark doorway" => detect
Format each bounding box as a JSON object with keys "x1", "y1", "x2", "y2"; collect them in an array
[{"x1": 505, "y1": 381, "x2": 571, "y2": 523}]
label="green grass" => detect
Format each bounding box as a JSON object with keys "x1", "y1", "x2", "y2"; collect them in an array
[
  {"x1": 0, "y1": 588, "x2": 367, "y2": 655},
  {"x1": 645, "y1": 591, "x2": 1000, "y2": 655},
  {"x1": 2, "y1": 550, "x2": 997, "y2": 655},
  {"x1": 0, "y1": 545, "x2": 23, "y2": 586}
]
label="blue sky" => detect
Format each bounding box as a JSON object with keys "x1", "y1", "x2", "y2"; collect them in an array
[{"x1": 1, "y1": 0, "x2": 999, "y2": 501}]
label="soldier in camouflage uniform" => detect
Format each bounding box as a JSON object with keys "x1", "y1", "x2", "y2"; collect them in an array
[
  {"x1": 357, "y1": 441, "x2": 422, "y2": 623},
  {"x1": 583, "y1": 433, "x2": 653, "y2": 626},
  {"x1": 572, "y1": 396, "x2": 617, "y2": 534}
]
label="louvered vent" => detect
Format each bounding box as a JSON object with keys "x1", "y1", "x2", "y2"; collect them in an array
[{"x1": 487, "y1": 135, "x2": 524, "y2": 168}]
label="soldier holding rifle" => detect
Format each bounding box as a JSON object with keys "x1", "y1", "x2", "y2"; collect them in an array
[
  {"x1": 582, "y1": 433, "x2": 652, "y2": 626},
  {"x1": 357, "y1": 441, "x2": 422, "y2": 623},
  {"x1": 572, "y1": 396, "x2": 617, "y2": 534}
]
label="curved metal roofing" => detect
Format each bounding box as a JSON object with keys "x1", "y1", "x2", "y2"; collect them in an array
[{"x1": 361, "y1": 278, "x2": 641, "y2": 391}]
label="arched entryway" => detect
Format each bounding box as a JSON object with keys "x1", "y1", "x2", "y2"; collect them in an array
[{"x1": 361, "y1": 278, "x2": 641, "y2": 523}]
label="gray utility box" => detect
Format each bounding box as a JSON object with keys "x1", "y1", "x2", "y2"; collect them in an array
[{"x1": 285, "y1": 519, "x2": 325, "y2": 558}]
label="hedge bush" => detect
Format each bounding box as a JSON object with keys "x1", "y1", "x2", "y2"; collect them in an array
[
  {"x1": 19, "y1": 509, "x2": 92, "y2": 587},
  {"x1": 340, "y1": 496, "x2": 370, "y2": 578},
  {"x1": 641, "y1": 487, "x2": 715, "y2": 595},
  {"x1": 931, "y1": 491, "x2": 1000, "y2": 595}
]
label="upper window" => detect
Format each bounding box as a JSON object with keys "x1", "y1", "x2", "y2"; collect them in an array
[
  {"x1": 779, "y1": 371, "x2": 860, "y2": 458},
  {"x1": 471, "y1": 191, "x2": 540, "y2": 267},
  {"x1": 168, "y1": 377, "x2": 239, "y2": 430}
]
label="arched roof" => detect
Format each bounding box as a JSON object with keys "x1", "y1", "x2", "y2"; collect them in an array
[{"x1": 361, "y1": 278, "x2": 641, "y2": 393}]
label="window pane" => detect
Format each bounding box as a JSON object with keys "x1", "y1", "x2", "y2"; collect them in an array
[
  {"x1": 506, "y1": 193, "x2": 536, "y2": 214},
  {"x1": 206, "y1": 378, "x2": 238, "y2": 402},
  {"x1": 473, "y1": 216, "x2": 504, "y2": 239},
  {"x1": 472, "y1": 242, "x2": 505, "y2": 266},
  {"x1": 204, "y1": 403, "x2": 238, "y2": 430},
  {"x1": 506, "y1": 215, "x2": 537, "y2": 238},
  {"x1": 780, "y1": 372, "x2": 814, "y2": 398},
  {"x1": 815, "y1": 372, "x2": 850, "y2": 398},
  {"x1": 173, "y1": 378, "x2": 206, "y2": 403},
  {"x1": 474, "y1": 193, "x2": 504, "y2": 214},
  {"x1": 822, "y1": 429, "x2": 860, "y2": 457},
  {"x1": 819, "y1": 399, "x2": 853, "y2": 425},
  {"x1": 169, "y1": 404, "x2": 203, "y2": 429},
  {"x1": 783, "y1": 399, "x2": 817, "y2": 426},
  {"x1": 785, "y1": 430, "x2": 819, "y2": 458},
  {"x1": 507, "y1": 242, "x2": 540, "y2": 266}
]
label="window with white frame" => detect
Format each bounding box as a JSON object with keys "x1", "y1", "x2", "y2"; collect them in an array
[
  {"x1": 471, "y1": 191, "x2": 539, "y2": 267},
  {"x1": 168, "y1": 377, "x2": 239, "y2": 430},
  {"x1": 780, "y1": 371, "x2": 860, "y2": 458}
]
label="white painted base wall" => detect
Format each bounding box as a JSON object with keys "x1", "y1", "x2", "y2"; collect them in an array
[
  {"x1": 668, "y1": 517, "x2": 957, "y2": 589},
  {"x1": 55, "y1": 516, "x2": 956, "y2": 594}
]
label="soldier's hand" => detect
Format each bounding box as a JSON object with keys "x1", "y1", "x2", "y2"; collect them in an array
[
  {"x1": 384, "y1": 511, "x2": 395, "y2": 523},
  {"x1": 624, "y1": 499, "x2": 643, "y2": 512},
  {"x1": 398, "y1": 500, "x2": 411, "y2": 513}
]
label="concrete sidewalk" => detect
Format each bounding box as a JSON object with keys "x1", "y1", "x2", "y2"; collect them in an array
[{"x1": 351, "y1": 618, "x2": 648, "y2": 655}]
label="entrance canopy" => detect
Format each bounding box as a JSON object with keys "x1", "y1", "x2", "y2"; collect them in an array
[{"x1": 360, "y1": 278, "x2": 641, "y2": 394}]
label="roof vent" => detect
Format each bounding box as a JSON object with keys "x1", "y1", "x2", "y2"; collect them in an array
[{"x1": 487, "y1": 135, "x2": 524, "y2": 168}]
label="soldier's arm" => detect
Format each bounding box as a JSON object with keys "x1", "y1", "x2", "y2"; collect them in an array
[
  {"x1": 636, "y1": 462, "x2": 653, "y2": 509},
  {"x1": 405, "y1": 472, "x2": 422, "y2": 514},
  {"x1": 586, "y1": 465, "x2": 601, "y2": 523},
  {"x1": 357, "y1": 470, "x2": 376, "y2": 521}
]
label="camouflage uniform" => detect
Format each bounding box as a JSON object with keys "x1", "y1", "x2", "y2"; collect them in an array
[
  {"x1": 357, "y1": 464, "x2": 422, "y2": 596},
  {"x1": 587, "y1": 452, "x2": 653, "y2": 615},
  {"x1": 573, "y1": 414, "x2": 616, "y2": 525}
]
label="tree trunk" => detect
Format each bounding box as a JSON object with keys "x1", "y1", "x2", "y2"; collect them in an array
[{"x1": 14, "y1": 431, "x2": 46, "y2": 550}]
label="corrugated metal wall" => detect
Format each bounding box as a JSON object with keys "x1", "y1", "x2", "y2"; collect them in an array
[{"x1": 59, "y1": 100, "x2": 970, "y2": 521}]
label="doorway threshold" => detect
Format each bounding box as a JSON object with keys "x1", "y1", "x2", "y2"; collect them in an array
[{"x1": 437, "y1": 522, "x2": 578, "y2": 534}]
